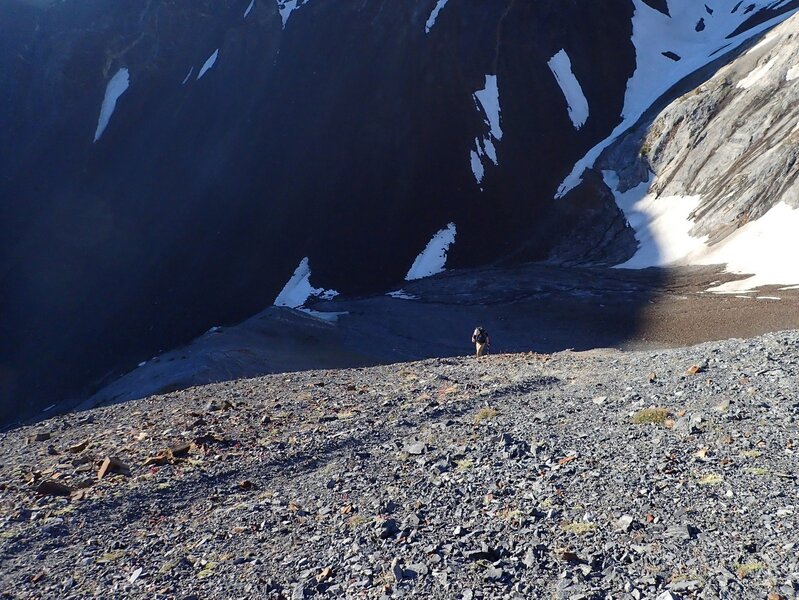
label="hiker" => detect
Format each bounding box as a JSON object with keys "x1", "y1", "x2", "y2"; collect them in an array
[{"x1": 471, "y1": 326, "x2": 490, "y2": 357}]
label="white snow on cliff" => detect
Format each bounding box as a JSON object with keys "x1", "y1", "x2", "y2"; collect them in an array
[
  {"x1": 406, "y1": 223, "x2": 457, "y2": 281},
  {"x1": 692, "y1": 202, "x2": 799, "y2": 292},
  {"x1": 470, "y1": 75, "x2": 503, "y2": 186},
  {"x1": 557, "y1": 1, "x2": 799, "y2": 198},
  {"x1": 278, "y1": 0, "x2": 310, "y2": 28},
  {"x1": 274, "y1": 257, "x2": 339, "y2": 308},
  {"x1": 604, "y1": 171, "x2": 799, "y2": 291},
  {"x1": 181, "y1": 67, "x2": 194, "y2": 85},
  {"x1": 787, "y1": 65, "x2": 799, "y2": 81},
  {"x1": 94, "y1": 68, "x2": 130, "y2": 143},
  {"x1": 197, "y1": 49, "x2": 219, "y2": 80},
  {"x1": 603, "y1": 171, "x2": 706, "y2": 269},
  {"x1": 738, "y1": 55, "x2": 780, "y2": 88},
  {"x1": 425, "y1": 0, "x2": 450, "y2": 34},
  {"x1": 547, "y1": 49, "x2": 589, "y2": 129}
]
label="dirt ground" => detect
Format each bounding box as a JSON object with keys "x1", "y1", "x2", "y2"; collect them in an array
[{"x1": 77, "y1": 262, "x2": 799, "y2": 414}]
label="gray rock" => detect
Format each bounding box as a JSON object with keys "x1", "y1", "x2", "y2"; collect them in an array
[
  {"x1": 616, "y1": 515, "x2": 635, "y2": 532},
  {"x1": 405, "y1": 442, "x2": 427, "y2": 455}
]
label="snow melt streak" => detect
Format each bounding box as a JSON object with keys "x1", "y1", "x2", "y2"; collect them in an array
[
  {"x1": 197, "y1": 49, "x2": 219, "y2": 80},
  {"x1": 470, "y1": 75, "x2": 502, "y2": 185},
  {"x1": 425, "y1": 0, "x2": 450, "y2": 34},
  {"x1": 547, "y1": 50, "x2": 589, "y2": 129},
  {"x1": 94, "y1": 68, "x2": 130, "y2": 143},
  {"x1": 405, "y1": 223, "x2": 457, "y2": 281}
]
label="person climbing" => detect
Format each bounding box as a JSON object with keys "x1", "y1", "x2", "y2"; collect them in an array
[{"x1": 471, "y1": 326, "x2": 490, "y2": 357}]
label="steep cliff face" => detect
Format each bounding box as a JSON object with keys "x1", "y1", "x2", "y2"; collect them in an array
[
  {"x1": 1, "y1": 0, "x2": 796, "y2": 422},
  {"x1": 647, "y1": 15, "x2": 799, "y2": 239},
  {"x1": 598, "y1": 10, "x2": 799, "y2": 291}
]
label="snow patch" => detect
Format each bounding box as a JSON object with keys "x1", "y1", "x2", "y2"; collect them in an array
[
  {"x1": 547, "y1": 49, "x2": 589, "y2": 129},
  {"x1": 738, "y1": 55, "x2": 779, "y2": 88},
  {"x1": 693, "y1": 202, "x2": 799, "y2": 292},
  {"x1": 181, "y1": 67, "x2": 194, "y2": 85},
  {"x1": 470, "y1": 75, "x2": 503, "y2": 187},
  {"x1": 244, "y1": 0, "x2": 255, "y2": 18},
  {"x1": 274, "y1": 257, "x2": 339, "y2": 308},
  {"x1": 298, "y1": 309, "x2": 347, "y2": 323},
  {"x1": 605, "y1": 170, "x2": 799, "y2": 292},
  {"x1": 425, "y1": 0, "x2": 450, "y2": 34},
  {"x1": 604, "y1": 171, "x2": 707, "y2": 268},
  {"x1": 387, "y1": 290, "x2": 419, "y2": 300},
  {"x1": 556, "y1": 2, "x2": 799, "y2": 198},
  {"x1": 405, "y1": 223, "x2": 457, "y2": 281},
  {"x1": 197, "y1": 49, "x2": 219, "y2": 80},
  {"x1": 277, "y1": 0, "x2": 309, "y2": 28},
  {"x1": 470, "y1": 149, "x2": 485, "y2": 184},
  {"x1": 787, "y1": 65, "x2": 799, "y2": 81},
  {"x1": 474, "y1": 75, "x2": 503, "y2": 141},
  {"x1": 93, "y1": 68, "x2": 130, "y2": 143}
]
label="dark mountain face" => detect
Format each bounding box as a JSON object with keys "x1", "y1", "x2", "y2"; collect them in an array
[{"x1": 0, "y1": 0, "x2": 795, "y2": 424}]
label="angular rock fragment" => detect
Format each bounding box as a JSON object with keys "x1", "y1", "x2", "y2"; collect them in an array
[
  {"x1": 35, "y1": 480, "x2": 73, "y2": 496},
  {"x1": 98, "y1": 456, "x2": 130, "y2": 480}
]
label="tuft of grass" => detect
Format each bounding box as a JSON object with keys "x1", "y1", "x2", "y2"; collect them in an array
[
  {"x1": 739, "y1": 450, "x2": 762, "y2": 459},
  {"x1": 97, "y1": 551, "x2": 126, "y2": 564},
  {"x1": 631, "y1": 407, "x2": 670, "y2": 425},
  {"x1": 697, "y1": 473, "x2": 723, "y2": 485},
  {"x1": 744, "y1": 467, "x2": 770, "y2": 477},
  {"x1": 735, "y1": 561, "x2": 764, "y2": 579},
  {"x1": 474, "y1": 407, "x2": 499, "y2": 424},
  {"x1": 455, "y1": 458, "x2": 474, "y2": 471},
  {"x1": 561, "y1": 522, "x2": 597, "y2": 535},
  {"x1": 347, "y1": 514, "x2": 369, "y2": 528}
]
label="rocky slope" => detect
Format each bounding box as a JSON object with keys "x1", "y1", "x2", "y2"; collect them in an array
[{"x1": 2, "y1": 330, "x2": 798, "y2": 599}]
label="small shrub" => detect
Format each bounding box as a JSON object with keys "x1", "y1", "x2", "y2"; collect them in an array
[
  {"x1": 455, "y1": 458, "x2": 474, "y2": 471},
  {"x1": 744, "y1": 467, "x2": 769, "y2": 476},
  {"x1": 735, "y1": 561, "x2": 764, "y2": 579},
  {"x1": 697, "y1": 473, "x2": 723, "y2": 485},
  {"x1": 474, "y1": 407, "x2": 499, "y2": 424},
  {"x1": 631, "y1": 407, "x2": 671, "y2": 425},
  {"x1": 347, "y1": 514, "x2": 369, "y2": 528},
  {"x1": 562, "y1": 522, "x2": 597, "y2": 535},
  {"x1": 739, "y1": 450, "x2": 762, "y2": 458}
]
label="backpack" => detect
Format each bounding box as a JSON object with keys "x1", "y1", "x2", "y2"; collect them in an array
[{"x1": 473, "y1": 327, "x2": 487, "y2": 344}]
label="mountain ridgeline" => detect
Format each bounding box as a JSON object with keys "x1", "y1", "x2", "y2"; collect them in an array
[{"x1": 1, "y1": 0, "x2": 797, "y2": 424}]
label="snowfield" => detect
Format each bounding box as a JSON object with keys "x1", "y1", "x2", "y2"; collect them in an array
[{"x1": 604, "y1": 171, "x2": 799, "y2": 292}]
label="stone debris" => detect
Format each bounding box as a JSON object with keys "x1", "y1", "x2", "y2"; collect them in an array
[
  {"x1": 97, "y1": 456, "x2": 130, "y2": 480},
  {"x1": 34, "y1": 480, "x2": 74, "y2": 496},
  {"x1": 1, "y1": 330, "x2": 799, "y2": 598}
]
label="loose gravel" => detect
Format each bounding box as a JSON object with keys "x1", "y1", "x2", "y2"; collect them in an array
[{"x1": 1, "y1": 330, "x2": 798, "y2": 599}]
